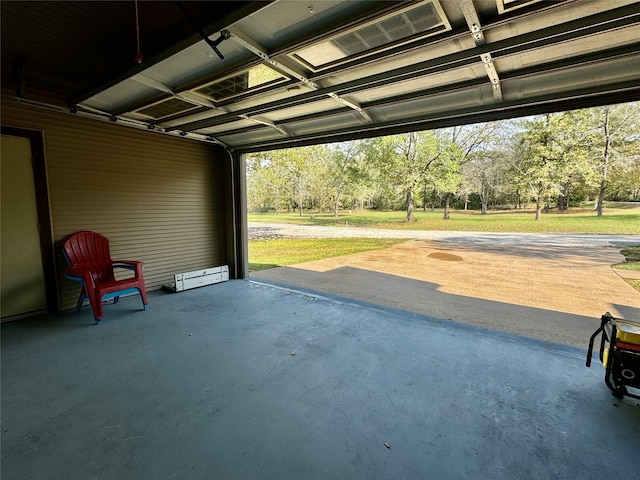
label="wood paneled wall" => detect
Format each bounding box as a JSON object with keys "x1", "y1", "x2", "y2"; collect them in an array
[{"x1": 2, "y1": 96, "x2": 229, "y2": 310}]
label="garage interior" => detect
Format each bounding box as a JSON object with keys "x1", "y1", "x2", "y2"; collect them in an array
[{"x1": 2, "y1": 1, "x2": 640, "y2": 478}]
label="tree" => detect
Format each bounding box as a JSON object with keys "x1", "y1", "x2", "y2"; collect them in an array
[
  {"x1": 327, "y1": 141, "x2": 361, "y2": 217},
  {"x1": 362, "y1": 132, "x2": 440, "y2": 221},
  {"x1": 246, "y1": 146, "x2": 326, "y2": 214},
  {"x1": 513, "y1": 112, "x2": 596, "y2": 220},
  {"x1": 591, "y1": 103, "x2": 640, "y2": 216},
  {"x1": 462, "y1": 150, "x2": 507, "y2": 213},
  {"x1": 247, "y1": 103, "x2": 640, "y2": 217},
  {"x1": 607, "y1": 154, "x2": 640, "y2": 201},
  {"x1": 246, "y1": 151, "x2": 291, "y2": 213},
  {"x1": 514, "y1": 115, "x2": 560, "y2": 220},
  {"x1": 431, "y1": 123, "x2": 501, "y2": 219}
]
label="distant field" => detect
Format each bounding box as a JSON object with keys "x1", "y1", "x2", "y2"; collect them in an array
[{"x1": 248, "y1": 205, "x2": 640, "y2": 235}]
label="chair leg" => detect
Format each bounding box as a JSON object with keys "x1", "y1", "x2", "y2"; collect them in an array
[
  {"x1": 76, "y1": 294, "x2": 87, "y2": 312},
  {"x1": 138, "y1": 287, "x2": 150, "y2": 311},
  {"x1": 77, "y1": 286, "x2": 88, "y2": 312},
  {"x1": 89, "y1": 291, "x2": 104, "y2": 325}
]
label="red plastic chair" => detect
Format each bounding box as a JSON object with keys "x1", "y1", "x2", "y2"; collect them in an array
[{"x1": 62, "y1": 231, "x2": 149, "y2": 324}]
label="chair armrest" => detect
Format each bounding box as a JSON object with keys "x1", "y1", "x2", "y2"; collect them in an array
[
  {"x1": 65, "y1": 266, "x2": 88, "y2": 277},
  {"x1": 112, "y1": 260, "x2": 143, "y2": 266},
  {"x1": 112, "y1": 260, "x2": 145, "y2": 274},
  {"x1": 64, "y1": 266, "x2": 97, "y2": 289}
]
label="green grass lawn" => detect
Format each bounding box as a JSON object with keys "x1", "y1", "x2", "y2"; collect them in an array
[
  {"x1": 615, "y1": 263, "x2": 640, "y2": 271},
  {"x1": 248, "y1": 206, "x2": 640, "y2": 235},
  {"x1": 614, "y1": 247, "x2": 640, "y2": 293},
  {"x1": 249, "y1": 238, "x2": 405, "y2": 271}
]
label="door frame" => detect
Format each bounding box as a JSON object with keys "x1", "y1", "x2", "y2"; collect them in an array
[{"x1": 1, "y1": 126, "x2": 58, "y2": 317}]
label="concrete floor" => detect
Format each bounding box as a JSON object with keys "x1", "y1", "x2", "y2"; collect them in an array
[{"x1": 2, "y1": 280, "x2": 639, "y2": 480}]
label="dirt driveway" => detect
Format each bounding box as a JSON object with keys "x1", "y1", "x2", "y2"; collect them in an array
[{"x1": 250, "y1": 224, "x2": 640, "y2": 348}]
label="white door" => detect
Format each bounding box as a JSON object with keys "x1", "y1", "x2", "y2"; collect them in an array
[{"x1": 1, "y1": 134, "x2": 48, "y2": 319}]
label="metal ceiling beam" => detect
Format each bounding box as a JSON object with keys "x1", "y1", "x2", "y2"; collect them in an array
[
  {"x1": 211, "y1": 46, "x2": 639, "y2": 141},
  {"x1": 69, "y1": 103, "x2": 230, "y2": 148},
  {"x1": 103, "y1": 3, "x2": 410, "y2": 117},
  {"x1": 117, "y1": 0, "x2": 583, "y2": 119},
  {"x1": 205, "y1": 40, "x2": 640, "y2": 144},
  {"x1": 264, "y1": 1, "x2": 402, "y2": 58},
  {"x1": 141, "y1": 105, "x2": 210, "y2": 125},
  {"x1": 459, "y1": 0, "x2": 485, "y2": 46},
  {"x1": 331, "y1": 5, "x2": 640, "y2": 94},
  {"x1": 460, "y1": 0, "x2": 502, "y2": 100},
  {"x1": 303, "y1": 0, "x2": 571, "y2": 82},
  {"x1": 68, "y1": 2, "x2": 273, "y2": 108},
  {"x1": 481, "y1": 53, "x2": 503, "y2": 101},
  {"x1": 227, "y1": 26, "x2": 374, "y2": 123},
  {"x1": 130, "y1": 74, "x2": 174, "y2": 95},
  {"x1": 169, "y1": 4, "x2": 640, "y2": 133},
  {"x1": 118, "y1": 24, "x2": 368, "y2": 135},
  {"x1": 237, "y1": 114, "x2": 290, "y2": 136},
  {"x1": 226, "y1": 26, "x2": 320, "y2": 90},
  {"x1": 69, "y1": 8, "x2": 267, "y2": 109},
  {"x1": 128, "y1": 74, "x2": 219, "y2": 110},
  {"x1": 92, "y1": 1, "x2": 626, "y2": 131},
  {"x1": 103, "y1": 73, "x2": 227, "y2": 144},
  {"x1": 356, "y1": 43, "x2": 640, "y2": 112},
  {"x1": 326, "y1": 93, "x2": 373, "y2": 123},
  {"x1": 106, "y1": 5, "x2": 456, "y2": 125},
  {"x1": 106, "y1": 56, "x2": 274, "y2": 117},
  {"x1": 195, "y1": 107, "x2": 354, "y2": 139},
  {"x1": 126, "y1": 40, "x2": 286, "y2": 133},
  {"x1": 232, "y1": 80, "x2": 640, "y2": 153}
]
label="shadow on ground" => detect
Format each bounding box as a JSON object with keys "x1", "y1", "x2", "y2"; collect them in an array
[{"x1": 251, "y1": 241, "x2": 640, "y2": 348}]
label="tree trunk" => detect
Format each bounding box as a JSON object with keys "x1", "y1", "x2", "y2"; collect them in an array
[
  {"x1": 558, "y1": 181, "x2": 571, "y2": 211},
  {"x1": 406, "y1": 185, "x2": 414, "y2": 222},
  {"x1": 422, "y1": 182, "x2": 427, "y2": 212},
  {"x1": 558, "y1": 194, "x2": 566, "y2": 211},
  {"x1": 333, "y1": 186, "x2": 342, "y2": 217},
  {"x1": 298, "y1": 185, "x2": 303, "y2": 217},
  {"x1": 597, "y1": 181, "x2": 606, "y2": 217},
  {"x1": 535, "y1": 192, "x2": 542, "y2": 221},
  {"x1": 597, "y1": 107, "x2": 611, "y2": 217},
  {"x1": 480, "y1": 176, "x2": 488, "y2": 214},
  {"x1": 480, "y1": 189, "x2": 488, "y2": 215},
  {"x1": 443, "y1": 193, "x2": 451, "y2": 220}
]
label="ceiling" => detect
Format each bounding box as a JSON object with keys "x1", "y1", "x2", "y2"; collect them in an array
[{"x1": 2, "y1": 0, "x2": 640, "y2": 153}]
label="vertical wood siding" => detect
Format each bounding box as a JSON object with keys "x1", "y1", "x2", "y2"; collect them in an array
[{"x1": 2, "y1": 97, "x2": 228, "y2": 310}]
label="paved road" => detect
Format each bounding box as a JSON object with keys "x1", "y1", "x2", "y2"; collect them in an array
[
  {"x1": 249, "y1": 222, "x2": 640, "y2": 247},
  {"x1": 250, "y1": 222, "x2": 640, "y2": 347}
]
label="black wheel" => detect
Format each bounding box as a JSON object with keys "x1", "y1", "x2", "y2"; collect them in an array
[
  {"x1": 606, "y1": 371, "x2": 628, "y2": 396},
  {"x1": 611, "y1": 390, "x2": 624, "y2": 399}
]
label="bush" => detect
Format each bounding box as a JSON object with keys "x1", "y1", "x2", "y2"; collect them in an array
[{"x1": 620, "y1": 246, "x2": 640, "y2": 262}]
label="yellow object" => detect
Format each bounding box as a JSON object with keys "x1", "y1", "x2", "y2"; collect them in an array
[
  {"x1": 601, "y1": 320, "x2": 640, "y2": 368},
  {"x1": 616, "y1": 321, "x2": 640, "y2": 345}
]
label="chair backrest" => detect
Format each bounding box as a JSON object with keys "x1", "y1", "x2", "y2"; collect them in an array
[{"x1": 63, "y1": 231, "x2": 115, "y2": 282}]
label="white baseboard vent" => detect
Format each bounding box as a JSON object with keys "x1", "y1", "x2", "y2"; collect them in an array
[{"x1": 163, "y1": 265, "x2": 229, "y2": 293}]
